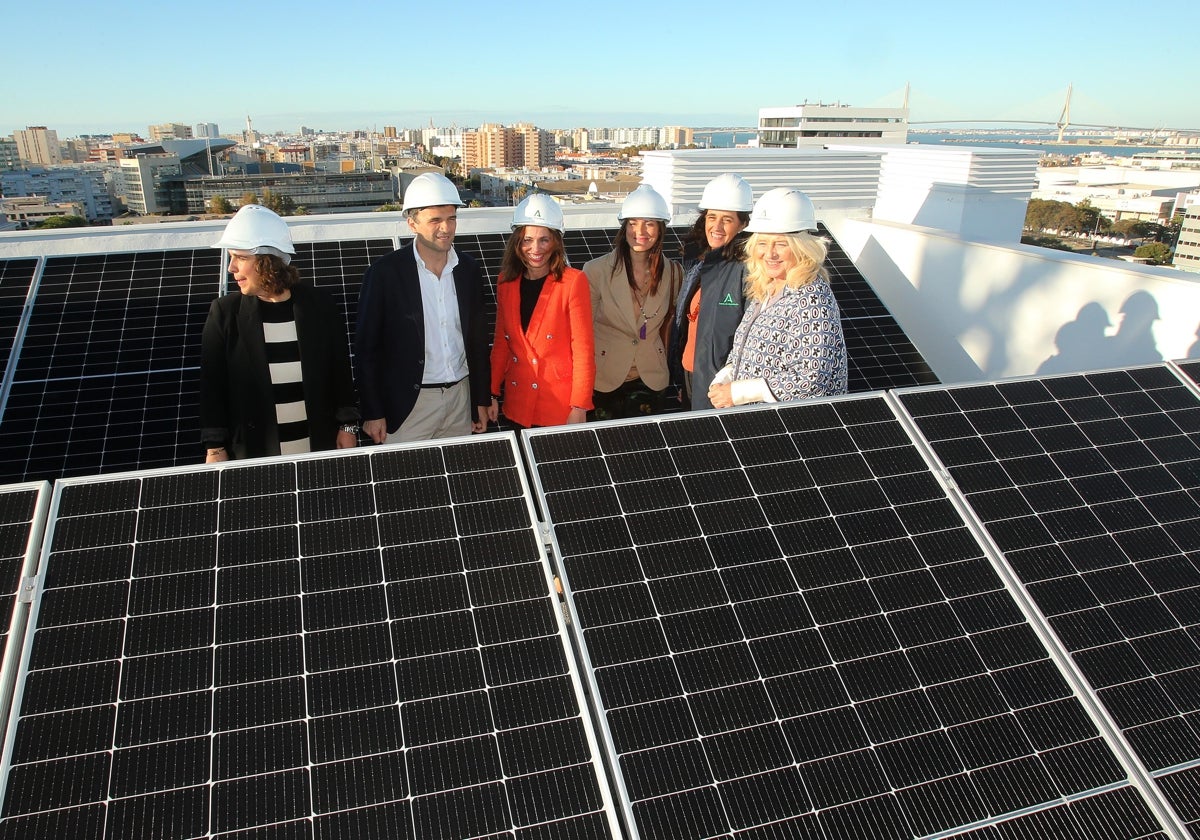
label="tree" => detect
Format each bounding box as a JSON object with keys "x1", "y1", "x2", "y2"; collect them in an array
[
  {"x1": 240, "y1": 192, "x2": 259, "y2": 207},
  {"x1": 1074, "y1": 200, "x2": 1110, "y2": 235},
  {"x1": 35, "y1": 215, "x2": 87, "y2": 229},
  {"x1": 1050, "y1": 203, "x2": 1082, "y2": 232},
  {"x1": 1111, "y1": 219, "x2": 1152, "y2": 239},
  {"x1": 468, "y1": 199, "x2": 484, "y2": 208},
  {"x1": 1134, "y1": 242, "x2": 1172, "y2": 265},
  {"x1": 375, "y1": 203, "x2": 402, "y2": 212},
  {"x1": 1024, "y1": 198, "x2": 1057, "y2": 231},
  {"x1": 260, "y1": 188, "x2": 296, "y2": 217},
  {"x1": 208, "y1": 196, "x2": 233, "y2": 215}
]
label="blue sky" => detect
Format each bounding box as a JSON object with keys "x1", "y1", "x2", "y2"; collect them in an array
[{"x1": 5, "y1": 0, "x2": 1197, "y2": 137}]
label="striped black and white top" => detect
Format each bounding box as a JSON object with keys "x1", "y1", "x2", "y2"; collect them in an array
[{"x1": 260, "y1": 298, "x2": 310, "y2": 455}]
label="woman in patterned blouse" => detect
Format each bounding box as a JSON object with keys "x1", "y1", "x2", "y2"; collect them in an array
[{"x1": 708, "y1": 189, "x2": 847, "y2": 407}]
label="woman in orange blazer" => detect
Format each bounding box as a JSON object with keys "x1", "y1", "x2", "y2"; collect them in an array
[{"x1": 488, "y1": 194, "x2": 595, "y2": 428}]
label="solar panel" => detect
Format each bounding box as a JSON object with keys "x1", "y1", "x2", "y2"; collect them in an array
[
  {"x1": 0, "y1": 250, "x2": 220, "y2": 484},
  {"x1": 817, "y1": 224, "x2": 939, "y2": 393},
  {"x1": 0, "y1": 437, "x2": 619, "y2": 838},
  {"x1": 898, "y1": 365, "x2": 1200, "y2": 837},
  {"x1": 525, "y1": 399, "x2": 1174, "y2": 839},
  {"x1": 0, "y1": 259, "x2": 39, "y2": 385}
]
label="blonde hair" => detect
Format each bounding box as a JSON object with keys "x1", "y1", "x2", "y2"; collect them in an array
[{"x1": 743, "y1": 231, "x2": 829, "y2": 303}]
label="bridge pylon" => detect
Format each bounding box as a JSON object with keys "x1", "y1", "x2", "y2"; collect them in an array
[{"x1": 1056, "y1": 83, "x2": 1072, "y2": 144}]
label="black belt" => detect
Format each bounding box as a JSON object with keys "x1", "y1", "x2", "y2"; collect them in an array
[{"x1": 420, "y1": 378, "x2": 465, "y2": 389}]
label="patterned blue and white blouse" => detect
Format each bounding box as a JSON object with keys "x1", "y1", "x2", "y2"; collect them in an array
[{"x1": 726, "y1": 278, "x2": 848, "y2": 402}]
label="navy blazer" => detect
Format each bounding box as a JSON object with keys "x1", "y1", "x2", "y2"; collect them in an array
[
  {"x1": 354, "y1": 243, "x2": 491, "y2": 433},
  {"x1": 200, "y1": 284, "x2": 358, "y2": 459}
]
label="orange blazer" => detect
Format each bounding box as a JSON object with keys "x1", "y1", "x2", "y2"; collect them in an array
[{"x1": 491, "y1": 267, "x2": 596, "y2": 428}]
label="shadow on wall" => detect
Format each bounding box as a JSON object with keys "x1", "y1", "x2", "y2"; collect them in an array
[
  {"x1": 851, "y1": 234, "x2": 986, "y2": 383},
  {"x1": 1037, "y1": 292, "x2": 1184, "y2": 375}
]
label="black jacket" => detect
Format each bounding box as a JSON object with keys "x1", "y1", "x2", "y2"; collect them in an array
[
  {"x1": 200, "y1": 284, "x2": 358, "y2": 459},
  {"x1": 354, "y1": 244, "x2": 491, "y2": 433},
  {"x1": 668, "y1": 238, "x2": 749, "y2": 410}
]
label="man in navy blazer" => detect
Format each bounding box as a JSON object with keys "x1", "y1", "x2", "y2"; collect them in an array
[{"x1": 354, "y1": 173, "x2": 491, "y2": 442}]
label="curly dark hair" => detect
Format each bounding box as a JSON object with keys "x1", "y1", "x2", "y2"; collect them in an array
[
  {"x1": 499, "y1": 226, "x2": 568, "y2": 283},
  {"x1": 684, "y1": 210, "x2": 751, "y2": 262},
  {"x1": 251, "y1": 254, "x2": 301, "y2": 297}
]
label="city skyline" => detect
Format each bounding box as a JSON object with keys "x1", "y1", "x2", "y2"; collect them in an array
[{"x1": 5, "y1": 0, "x2": 1198, "y2": 138}]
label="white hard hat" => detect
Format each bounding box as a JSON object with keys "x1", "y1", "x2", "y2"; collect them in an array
[
  {"x1": 746, "y1": 188, "x2": 818, "y2": 233},
  {"x1": 699, "y1": 173, "x2": 753, "y2": 212},
  {"x1": 401, "y1": 172, "x2": 464, "y2": 212},
  {"x1": 618, "y1": 184, "x2": 671, "y2": 222},
  {"x1": 512, "y1": 193, "x2": 564, "y2": 232},
  {"x1": 212, "y1": 204, "x2": 295, "y2": 264}
]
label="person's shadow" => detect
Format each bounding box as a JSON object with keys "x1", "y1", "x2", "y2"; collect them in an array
[
  {"x1": 1037, "y1": 302, "x2": 1112, "y2": 375},
  {"x1": 1107, "y1": 290, "x2": 1162, "y2": 367}
]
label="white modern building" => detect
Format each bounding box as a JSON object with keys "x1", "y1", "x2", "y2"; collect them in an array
[
  {"x1": 117, "y1": 154, "x2": 182, "y2": 214},
  {"x1": 1035, "y1": 164, "x2": 1200, "y2": 222},
  {"x1": 757, "y1": 103, "x2": 908, "y2": 148}
]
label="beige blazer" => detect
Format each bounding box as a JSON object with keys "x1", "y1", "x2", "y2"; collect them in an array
[{"x1": 583, "y1": 250, "x2": 681, "y2": 393}]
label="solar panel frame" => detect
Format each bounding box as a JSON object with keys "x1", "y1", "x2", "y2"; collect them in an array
[
  {"x1": 0, "y1": 482, "x2": 50, "y2": 767},
  {"x1": 523, "y1": 399, "x2": 1178, "y2": 840},
  {"x1": 0, "y1": 436, "x2": 622, "y2": 839}
]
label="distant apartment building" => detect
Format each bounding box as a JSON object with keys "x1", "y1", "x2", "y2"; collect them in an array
[
  {"x1": 1173, "y1": 204, "x2": 1200, "y2": 274},
  {"x1": 383, "y1": 126, "x2": 397, "y2": 139},
  {"x1": 662, "y1": 126, "x2": 694, "y2": 148},
  {"x1": 149, "y1": 123, "x2": 193, "y2": 141},
  {"x1": 0, "y1": 166, "x2": 115, "y2": 221},
  {"x1": 757, "y1": 103, "x2": 908, "y2": 147},
  {"x1": 14, "y1": 126, "x2": 62, "y2": 165},
  {"x1": 118, "y1": 155, "x2": 182, "y2": 214},
  {"x1": 179, "y1": 171, "x2": 394, "y2": 214},
  {"x1": 195, "y1": 123, "x2": 220, "y2": 139},
  {"x1": 274, "y1": 146, "x2": 309, "y2": 166},
  {"x1": 463, "y1": 123, "x2": 553, "y2": 171},
  {"x1": 0, "y1": 139, "x2": 20, "y2": 171}
]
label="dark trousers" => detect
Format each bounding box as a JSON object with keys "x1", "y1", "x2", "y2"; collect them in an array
[{"x1": 591, "y1": 378, "x2": 667, "y2": 422}]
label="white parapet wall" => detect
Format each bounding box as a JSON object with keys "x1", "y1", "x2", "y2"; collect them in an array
[{"x1": 829, "y1": 216, "x2": 1200, "y2": 383}]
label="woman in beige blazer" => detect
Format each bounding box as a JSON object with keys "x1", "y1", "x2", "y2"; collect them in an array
[{"x1": 583, "y1": 185, "x2": 682, "y2": 420}]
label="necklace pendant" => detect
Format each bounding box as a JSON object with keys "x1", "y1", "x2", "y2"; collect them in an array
[{"x1": 639, "y1": 323, "x2": 647, "y2": 340}]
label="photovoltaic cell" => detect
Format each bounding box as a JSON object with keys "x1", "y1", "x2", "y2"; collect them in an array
[
  {"x1": 899, "y1": 365, "x2": 1200, "y2": 837},
  {"x1": 526, "y1": 399, "x2": 1169, "y2": 839},
  {"x1": 0, "y1": 437, "x2": 617, "y2": 839}
]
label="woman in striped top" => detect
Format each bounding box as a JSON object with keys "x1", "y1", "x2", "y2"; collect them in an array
[{"x1": 201, "y1": 205, "x2": 359, "y2": 462}]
